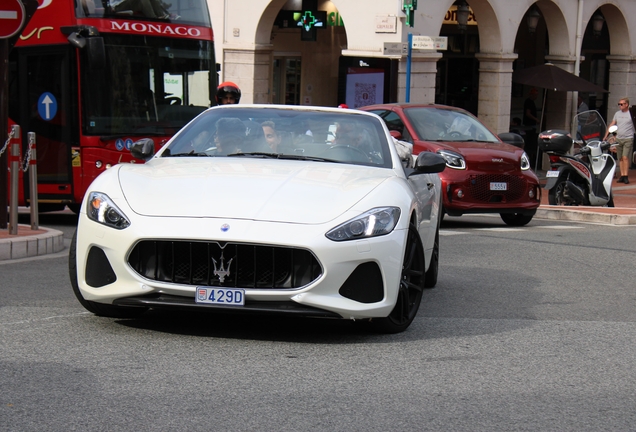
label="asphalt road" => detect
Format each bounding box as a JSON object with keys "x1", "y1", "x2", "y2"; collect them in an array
[{"x1": 1, "y1": 212, "x2": 636, "y2": 431}]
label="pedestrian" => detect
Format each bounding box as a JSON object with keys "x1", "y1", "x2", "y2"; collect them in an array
[
  {"x1": 604, "y1": 97, "x2": 634, "y2": 184},
  {"x1": 216, "y1": 82, "x2": 241, "y2": 106},
  {"x1": 577, "y1": 95, "x2": 589, "y2": 114},
  {"x1": 523, "y1": 88, "x2": 540, "y2": 169}
]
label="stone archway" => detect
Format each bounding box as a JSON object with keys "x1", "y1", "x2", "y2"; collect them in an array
[{"x1": 598, "y1": 3, "x2": 636, "y2": 112}]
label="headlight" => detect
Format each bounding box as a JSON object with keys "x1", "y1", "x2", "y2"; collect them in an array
[
  {"x1": 521, "y1": 152, "x2": 531, "y2": 170},
  {"x1": 437, "y1": 149, "x2": 466, "y2": 169},
  {"x1": 87, "y1": 192, "x2": 131, "y2": 229},
  {"x1": 326, "y1": 207, "x2": 401, "y2": 242}
]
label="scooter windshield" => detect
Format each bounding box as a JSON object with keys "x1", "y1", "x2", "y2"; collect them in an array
[{"x1": 574, "y1": 110, "x2": 607, "y2": 144}]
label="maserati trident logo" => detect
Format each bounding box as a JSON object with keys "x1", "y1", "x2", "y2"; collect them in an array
[{"x1": 212, "y1": 251, "x2": 234, "y2": 283}]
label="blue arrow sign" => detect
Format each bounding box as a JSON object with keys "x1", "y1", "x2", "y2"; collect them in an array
[{"x1": 37, "y1": 92, "x2": 58, "y2": 121}]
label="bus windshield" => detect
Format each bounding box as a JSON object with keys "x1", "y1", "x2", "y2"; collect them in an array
[
  {"x1": 77, "y1": 0, "x2": 211, "y2": 27},
  {"x1": 81, "y1": 34, "x2": 213, "y2": 137}
]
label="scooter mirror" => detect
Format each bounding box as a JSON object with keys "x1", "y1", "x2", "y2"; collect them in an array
[{"x1": 608, "y1": 125, "x2": 618, "y2": 135}]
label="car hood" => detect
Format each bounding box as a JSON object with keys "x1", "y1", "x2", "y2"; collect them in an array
[
  {"x1": 422, "y1": 140, "x2": 524, "y2": 172},
  {"x1": 117, "y1": 158, "x2": 391, "y2": 223}
]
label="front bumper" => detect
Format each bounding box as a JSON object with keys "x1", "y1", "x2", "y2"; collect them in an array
[
  {"x1": 75, "y1": 212, "x2": 407, "y2": 320},
  {"x1": 441, "y1": 171, "x2": 541, "y2": 216}
]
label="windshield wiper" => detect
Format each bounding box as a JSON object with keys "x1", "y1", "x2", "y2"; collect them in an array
[
  {"x1": 226, "y1": 152, "x2": 280, "y2": 158},
  {"x1": 163, "y1": 151, "x2": 211, "y2": 157},
  {"x1": 227, "y1": 152, "x2": 341, "y2": 163}
]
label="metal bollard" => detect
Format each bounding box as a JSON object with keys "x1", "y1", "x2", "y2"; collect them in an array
[
  {"x1": 28, "y1": 132, "x2": 39, "y2": 230},
  {"x1": 8, "y1": 125, "x2": 20, "y2": 235}
]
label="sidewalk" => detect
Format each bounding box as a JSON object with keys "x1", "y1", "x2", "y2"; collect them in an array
[
  {"x1": 0, "y1": 221, "x2": 65, "y2": 261},
  {"x1": 1, "y1": 169, "x2": 635, "y2": 261},
  {"x1": 535, "y1": 168, "x2": 636, "y2": 225}
]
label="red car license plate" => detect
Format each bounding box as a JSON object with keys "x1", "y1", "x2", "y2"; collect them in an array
[{"x1": 490, "y1": 182, "x2": 507, "y2": 191}]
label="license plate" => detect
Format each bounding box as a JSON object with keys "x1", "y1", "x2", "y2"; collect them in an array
[
  {"x1": 196, "y1": 287, "x2": 245, "y2": 306},
  {"x1": 490, "y1": 182, "x2": 507, "y2": 191},
  {"x1": 546, "y1": 170, "x2": 560, "y2": 178}
]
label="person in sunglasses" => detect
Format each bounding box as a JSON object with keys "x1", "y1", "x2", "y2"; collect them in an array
[{"x1": 605, "y1": 97, "x2": 634, "y2": 184}]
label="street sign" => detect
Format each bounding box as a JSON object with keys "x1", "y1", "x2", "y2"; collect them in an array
[
  {"x1": 412, "y1": 35, "x2": 448, "y2": 50},
  {"x1": 37, "y1": 92, "x2": 58, "y2": 121},
  {"x1": 0, "y1": 0, "x2": 26, "y2": 39},
  {"x1": 383, "y1": 42, "x2": 408, "y2": 56}
]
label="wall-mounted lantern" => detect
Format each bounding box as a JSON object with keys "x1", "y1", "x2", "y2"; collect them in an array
[
  {"x1": 526, "y1": 7, "x2": 541, "y2": 34},
  {"x1": 455, "y1": 1, "x2": 470, "y2": 31}
]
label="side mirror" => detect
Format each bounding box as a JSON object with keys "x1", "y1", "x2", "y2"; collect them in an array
[
  {"x1": 498, "y1": 132, "x2": 525, "y2": 149},
  {"x1": 409, "y1": 152, "x2": 446, "y2": 176},
  {"x1": 389, "y1": 130, "x2": 403, "y2": 140},
  {"x1": 130, "y1": 138, "x2": 155, "y2": 161},
  {"x1": 608, "y1": 124, "x2": 618, "y2": 135}
]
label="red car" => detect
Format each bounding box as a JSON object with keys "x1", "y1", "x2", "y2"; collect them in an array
[{"x1": 361, "y1": 104, "x2": 540, "y2": 226}]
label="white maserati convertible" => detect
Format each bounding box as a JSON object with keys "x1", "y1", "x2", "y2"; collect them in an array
[{"x1": 69, "y1": 105, "x2": 445, "y2": 333}]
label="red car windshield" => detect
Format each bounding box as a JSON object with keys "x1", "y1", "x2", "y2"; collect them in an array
[{"x1": 404, "y1": 107, "x2": 499, "y2": 143}]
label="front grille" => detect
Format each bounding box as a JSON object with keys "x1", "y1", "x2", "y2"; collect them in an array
[
  {"x1": 467, "y1": 174, "x2": 526, "y2": 203},
  {"x1": 128, "y1": 240, "x2": 322, "y2": 289}
]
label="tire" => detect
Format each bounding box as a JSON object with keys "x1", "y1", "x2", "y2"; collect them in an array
[
  {"x1": 607, "y1": 194, "x2": 615, "y2": 207},
  {"x1": 67, "y1": 204, "x2": 81, "y2": 214},
  {"x1": 69, "y1": 230, "x2": 147, "y2": 318},
  {"x1": 548, "y1": 176, "x2": 577, "y2": 206},
  {"x1": 371, "y1": 224, "x2": 425, "y2": 334},
  {"x1": 500, "y1": 212, "x2": 534, "y2": 226},
  {"x1": 424, "y1": 227, "x2": 439, "y2": 289}
]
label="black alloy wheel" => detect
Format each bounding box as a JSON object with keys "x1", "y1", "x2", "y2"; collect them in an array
[{"x1": 372, "y1": 224, "x2": 425, "y2": 333}]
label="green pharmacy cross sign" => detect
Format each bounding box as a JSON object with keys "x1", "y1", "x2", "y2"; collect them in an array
[
  {"x1": 296, "y1": 11, "x2": 325, "y2": 31},
  {"x1": 403, "y1": 0, "x2": 417, "y2": 27}
]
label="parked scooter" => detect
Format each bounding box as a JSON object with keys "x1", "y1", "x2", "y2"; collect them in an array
[{"x1": 539, "y1": 110, "x2": 617, "y2": 207}]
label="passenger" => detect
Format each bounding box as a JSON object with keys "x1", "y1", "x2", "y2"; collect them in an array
[
  {"x1": 243, "y1": 120, "x2": 269, "y2": 152},
  {"x1": 261, "y1": 121, "x2": 281, "y2": 152}
]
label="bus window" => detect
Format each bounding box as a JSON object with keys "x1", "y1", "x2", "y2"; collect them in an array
[
  {"x1": 77, "y1": 0, "x2": 212, "y2": 27},
  {"x1": 81, "y1": 34, "x2": 213, "y2": 136}
]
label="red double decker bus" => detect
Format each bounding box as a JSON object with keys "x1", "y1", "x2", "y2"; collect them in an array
[{"x1": 8, "y1": 0, "x2": 216, "y2": 212}]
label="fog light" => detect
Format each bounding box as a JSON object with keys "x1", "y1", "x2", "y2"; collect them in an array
[
  {"x1": 457, "y1": 189, "x2": 464, "y2": 198},
  {"x1": 95, "y1": 160, "x2": 103, "y2": 169},
  {"x1": 529, "y1": 189, "x2": 535, "y2": 198}
]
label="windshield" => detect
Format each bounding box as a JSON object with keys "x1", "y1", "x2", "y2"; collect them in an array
[
  {"x1": 404, "y1": 107, "x2": 500, "y2": 143},
  {"x1": 162, "y1": 107, "x2": 393, "y2": 168},
  {"x1": 77, "y1": 0, "x2": 211, "y2": 27},
  {"x1": 81, "y1": 34, "x2": 213, "y2": 137},
  {"x1": 574, "y1": 110, "x2": 607, "y2": 143}
]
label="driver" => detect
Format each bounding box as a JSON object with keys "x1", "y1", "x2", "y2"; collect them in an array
[
  {"x1": 214, "y1": 118, "x2": 245, "y2": 155},
  {"x1": 448, "y1": 116, "x2": 473, "y2": 138}
]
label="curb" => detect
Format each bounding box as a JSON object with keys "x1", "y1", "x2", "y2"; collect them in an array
[
  {"x1": 0, "y1": 225, "x2": 65, "y2": 261},
  {"x1": 535, "y1": 207, "x2": 636, "y2": 225}
]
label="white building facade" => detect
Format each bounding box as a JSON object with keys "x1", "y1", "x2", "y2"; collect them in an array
[{"x1": 208, "y1": 0, "x2": 636, "y2": 133}]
